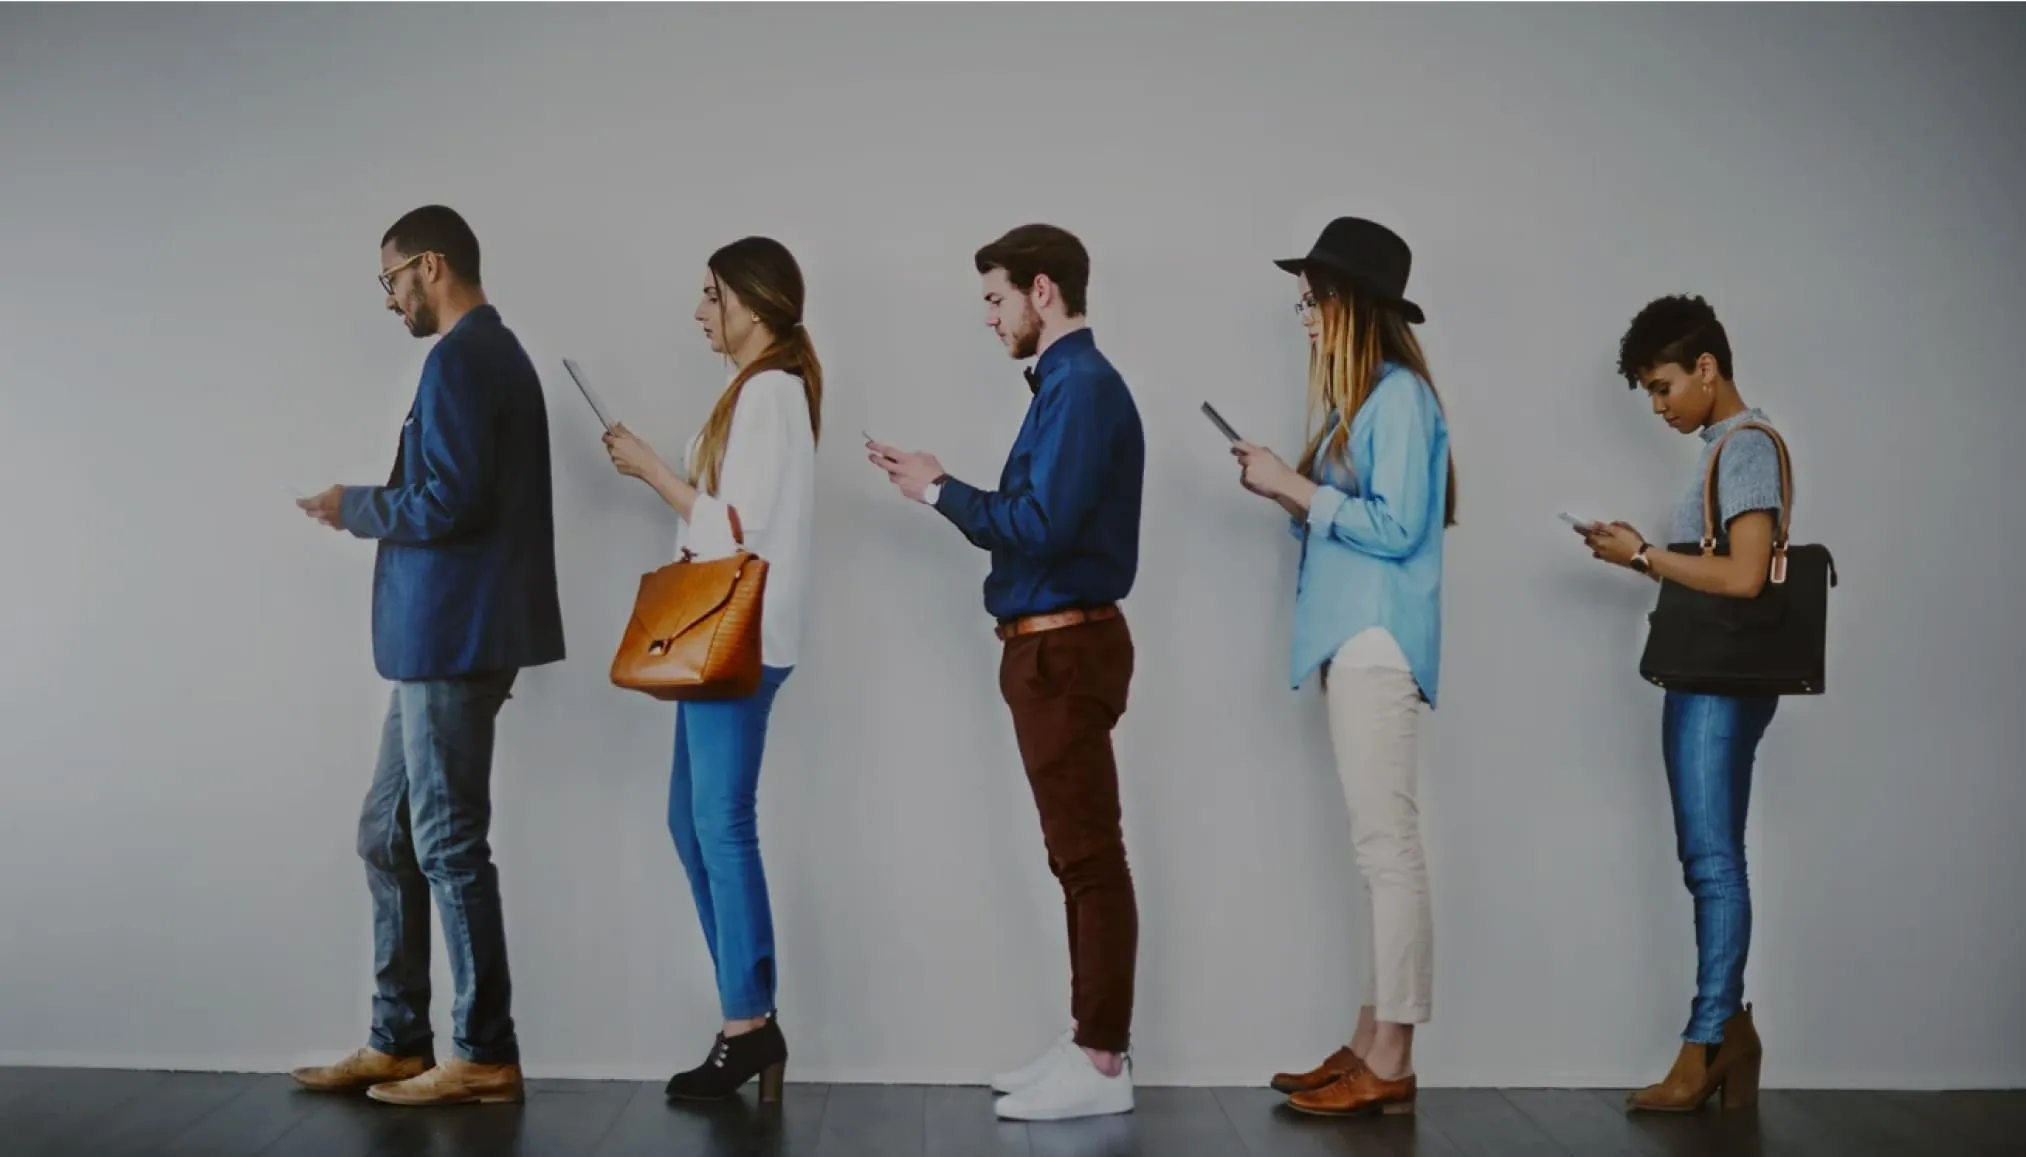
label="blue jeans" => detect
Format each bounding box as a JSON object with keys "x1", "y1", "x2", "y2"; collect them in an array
[
  {"x1": 670, "y1": 666, "x2": 793, "y2": 1020},
  {"x1": 357, "y1": 671, "x2": 520, "y2": 1065},
  {"x1": 1662, "y1": 690, "x2": 1778, "y2": 1045}
]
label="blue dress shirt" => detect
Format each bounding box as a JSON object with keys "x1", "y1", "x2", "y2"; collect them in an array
[{"x1": 934, "y1": 329, "x2": 1145, "y2": 621}]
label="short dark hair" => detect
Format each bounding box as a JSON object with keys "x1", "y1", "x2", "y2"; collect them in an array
[
  {"x1": 1616, "y1": 294, "x2": 1731, "y2": 386},
  {"x1": 381, "y1": 205, "x2": 482, "y2": 286},
  {"x1": 974, "y1": 224, "x2": 1089, "y2": 316}
]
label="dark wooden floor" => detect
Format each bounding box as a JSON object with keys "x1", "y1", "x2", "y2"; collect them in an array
[{"x1": 1, "y1": 1067, "x2": 2019, "y2": 1156}]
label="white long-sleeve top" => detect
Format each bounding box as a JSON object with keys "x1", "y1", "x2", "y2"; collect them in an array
[{"x1": 674, "y1": 368, "x2": 816, "y2": 669}]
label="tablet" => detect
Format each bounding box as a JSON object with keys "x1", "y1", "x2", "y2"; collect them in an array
[{"x1": 561, "y1": 358, "x2": 617, "y2": 431}]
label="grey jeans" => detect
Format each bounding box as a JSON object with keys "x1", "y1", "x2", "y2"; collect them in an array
[{"x1": 357, "y1": 670, "x2": 520, "y2": 1065}]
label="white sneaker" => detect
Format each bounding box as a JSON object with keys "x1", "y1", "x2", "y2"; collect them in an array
[
  {"x1": 990, "y1": 1028, "x2": 1074, "y2": 1094},
  {"x1": 993, "y1": 1048, "x2": 1133, "y2": 1121}
]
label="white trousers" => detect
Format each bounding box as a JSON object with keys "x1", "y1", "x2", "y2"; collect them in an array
[{"x1": 1324, "y1": 662, "x2": 1434, "y2": 1024}]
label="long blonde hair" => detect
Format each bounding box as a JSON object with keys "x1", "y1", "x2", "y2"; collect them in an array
[
  {"x1": 690, "y1": 237, "x2": 824, "y2": 495},
  {"x1": 1297, "y1": 275, "x2": 1457, "y2": 527}
]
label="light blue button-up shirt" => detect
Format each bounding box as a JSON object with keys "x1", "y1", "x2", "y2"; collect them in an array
[{"x1": 1286, "y1": 364, "x2": 1451, "y2": 705}]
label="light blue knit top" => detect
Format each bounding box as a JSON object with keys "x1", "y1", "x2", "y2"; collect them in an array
[{"x1": 1669, "y1": 408, "x2": 1786, "y2": 544}]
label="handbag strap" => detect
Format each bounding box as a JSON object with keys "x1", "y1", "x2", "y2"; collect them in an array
[
  {"x1": 678, "y1": 505, "x2": 746, "y2": 563},
  {"x1": 1697, "y1": 419, "x2": 1794, "y2": 583}
]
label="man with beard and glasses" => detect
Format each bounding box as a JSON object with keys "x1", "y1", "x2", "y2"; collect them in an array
[
  {"x1": 292, "y1": 204, "x2": 564, "y2": 1107},
  {"x1": 867, "y1": 223, "x2": 1145, "y2": 1122}
]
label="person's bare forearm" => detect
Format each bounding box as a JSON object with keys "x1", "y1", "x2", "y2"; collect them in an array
[
  {"x1": 1646, "y1": 547, "x2": 1770, "y2": 599},
  {"x1": 646, "y1": 460, "x2": 700, "y2": 520}
]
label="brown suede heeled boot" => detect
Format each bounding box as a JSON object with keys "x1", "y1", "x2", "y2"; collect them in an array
[
  {"x1": 1269, "y1": 1046, "x2": 1363, "y2": 1095},
  {"x1": 1627, "y1": 1005, "x2": 1763, "y2": 1113}
]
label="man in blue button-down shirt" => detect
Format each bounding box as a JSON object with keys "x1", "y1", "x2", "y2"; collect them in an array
[
  {"x1": 294, "y1": 206, "x2": 562, "y2": 1108},
  {"x1": 870, "y1": 224, "x2": 1144, "y2": 1122}
]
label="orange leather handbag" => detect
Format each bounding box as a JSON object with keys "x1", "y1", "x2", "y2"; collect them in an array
[{"x1": 610, "y1": 508, "x2": 768, "y2": 701}]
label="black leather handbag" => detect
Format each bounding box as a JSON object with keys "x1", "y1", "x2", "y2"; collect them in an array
[{"x1": 1638, "y1": 421, "x2": 1838, "y2": 696}]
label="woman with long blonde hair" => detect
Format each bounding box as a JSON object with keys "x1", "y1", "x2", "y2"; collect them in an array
[
  {"x1": 603, "y1": 235, "x2": 822, "y2": 1103},
  {"x1": 1231, "y1": 217, "x2": 1455, "y2": 1118}
]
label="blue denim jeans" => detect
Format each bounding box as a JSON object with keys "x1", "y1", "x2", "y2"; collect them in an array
[
  {"x1": 357, "y1": 670, "x2": 520, "y2": 1065},
  {"x1": 670, "y1": 666, "x2": 793, "y2": 1020},
  {"x1": 1662, "y1": 690, "x2": 1778, "y2": 1045}
]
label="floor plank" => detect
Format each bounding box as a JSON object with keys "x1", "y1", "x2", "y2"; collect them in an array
[
  {"x1": 1215, "y1": 1086, "x2": 1460, "y2": 1157},
  {"x1": 1412, "y1": 1088, "x2": 1566, "y2": 1157},
  {"x1": 603, "y1": 1080, "x2": 829, "y2": 1157},
  {"x1": 242, "y1": 1086, "x2": 507, "y2": 1157},
  {"x1": 2, "y1": 1069, "x2": 171, "y2": 1157},
  {"x1": 1588, "y1": 1089, "x2": 1767, "y2": 1157},
  {"x1": 159, "y1": 1074, "x2": 331, "y2": 1157},
  {"x1": 1504, "y1": 1089, "x2": 1669, "y2": 1157},
  {"x1": 0, "y1": 1070, "x2": 2015, "y2": 1157},
  {"x1": 1123, "y1": 1086, "x2": 1250, "y2": 1157},
  {"x1": 1741, "y1": 1090, "x2": 1894, "y2": 1157},
  {"x1": 924, "y1": 1086, "x2": 1030, "y2": 1157},
  {"x1": 65, "y1": 1071, "x2": 264, "y2": 1156},
  {"x1": 812, "y1": 1083, "x2": 924, "y2": 1157},
  {"x1": 1780, "y1": 1089, "x2": 1953, "y2": 1157},
  {"x1": 505, "y1": 1078, "x2": 640, "y2": 1156},
  {"x1": 1910, "y1": 1090, "x2": 2026, "y2": 1156},
  {"x1": 0, "y1": 1067, "x2": 71, "y2": 1101}
]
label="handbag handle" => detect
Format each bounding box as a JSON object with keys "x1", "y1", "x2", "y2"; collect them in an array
[{"x1": 1697, "y1": 420, "x2": 1794, "y2": 584}]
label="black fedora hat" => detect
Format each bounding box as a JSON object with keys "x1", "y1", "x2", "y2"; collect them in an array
[{"x1": 1275, "y1": 216, "x2": 1424, "y2": 324}]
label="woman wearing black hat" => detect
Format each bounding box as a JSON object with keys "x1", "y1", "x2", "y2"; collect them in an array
[{"x1": 1228, "y1": 217, "x2": 1456, "y2": 1118}]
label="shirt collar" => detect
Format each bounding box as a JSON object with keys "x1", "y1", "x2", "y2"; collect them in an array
[
  {"x1": 1700, "y1": 406, "x2": 1766, "y2": 444},
  {"x1": 442, "y1": 304, "x2": 498, "y2": 341},
  {"x1": 1023, "y1": 328, "x2": 1096, "y2": 394}
]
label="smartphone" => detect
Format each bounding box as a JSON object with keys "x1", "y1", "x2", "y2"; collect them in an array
[
  {"x1": 560, "y1": 357, "x2": 618, "y2": 432},
  {"x1": 1559, "y1": 512, "x2": 1601, "y2": 530},
  {"x1": 1200, "y1": 402, "x2": 1241, "y2": 443}
]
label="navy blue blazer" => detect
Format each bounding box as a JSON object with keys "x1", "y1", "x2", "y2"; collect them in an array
[{"x1": 339, "y1": 305, "x2": 567, "y2": 681}]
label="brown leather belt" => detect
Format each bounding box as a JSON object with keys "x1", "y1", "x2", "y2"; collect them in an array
[{"x1": 994, "y1": 604, "x2": 1120, "y2": 642}]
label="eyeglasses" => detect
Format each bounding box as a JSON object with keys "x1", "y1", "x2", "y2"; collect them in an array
[
  {"x1": 377, "y1": 251, "x2": 436, "y2": 295},
  {"x1": 1294, "y1": 294, "x2": 1320, "y2": 318}
]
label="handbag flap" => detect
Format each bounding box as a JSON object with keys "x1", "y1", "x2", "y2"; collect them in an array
[{"x1": 631, "y1": 553, "x2": 756, "y2": 642}]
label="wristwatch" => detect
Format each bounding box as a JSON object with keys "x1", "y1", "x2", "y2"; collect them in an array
[
  {"x1": 921, "y1": 474, "x2": 949, "y2": 506},
  {"x1": 1629, "y1": 543, "x2": 1654, "y2": 575}
]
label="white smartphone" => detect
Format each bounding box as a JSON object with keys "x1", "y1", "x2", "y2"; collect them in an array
[{"x1": 1559, "y1": 512, "x2": 1601, "y2": 530}]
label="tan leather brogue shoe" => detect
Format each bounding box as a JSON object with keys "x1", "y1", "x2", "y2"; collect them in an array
[
  {"x1": 1286, "y1": 1064, "x2": 1417, "y2": 1117},
  {"x1": 1269, "y1": 1045, "x2": 1363, "y2": 1095},
  {"x1": 290, "y1": 1047, "x2": 431, "y2": 1093},
  {"x1": 365, "y1": 1058, "x2": 525, "y2": 1106}
]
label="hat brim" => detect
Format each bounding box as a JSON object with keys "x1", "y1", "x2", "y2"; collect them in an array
[{"x1": 1274, "y1": 257, "x2": 1425, "y2": 324}]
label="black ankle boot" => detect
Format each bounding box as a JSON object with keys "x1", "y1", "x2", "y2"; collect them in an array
[{"x1": 665, "y1": 1020, "x2": 788, "y2": 1103}]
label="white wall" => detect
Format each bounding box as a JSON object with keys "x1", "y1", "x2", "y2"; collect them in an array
[{"x1": 2, "y1": 5, "x2": 2022, "y2": 1089}]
